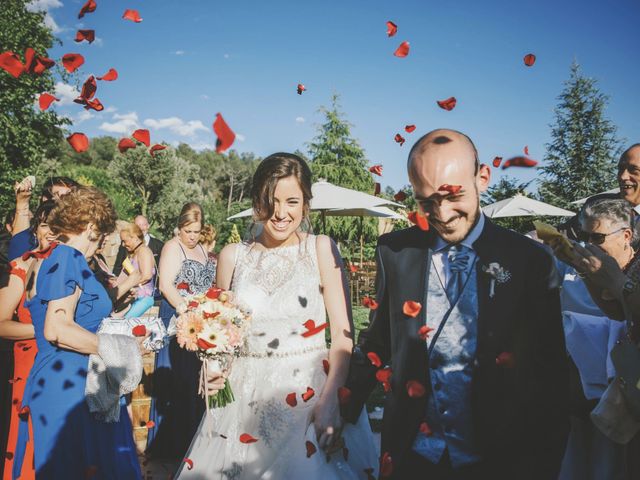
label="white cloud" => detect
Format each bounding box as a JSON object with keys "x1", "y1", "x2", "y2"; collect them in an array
[
  {"x1": 104, "y1": 106, "x2": 117, "y2": 113},
  {"x1": 74, "y1": 110, "x2": 94, "y2": 124},
  {"x1": 200, "y1": 94, "x2": 210, "y2": 100},
  {"x1": 27, "y1": 0, "x2": 64, "y2": 33},
  {"x1": 93, "y1": 37, "x2": 104, "y2": 47},
  {"x1": 174, "y1": 50, "x2": 185, "y2": 56},
  {"x1": 295, "y1": 116, "x2": 305, "y2": 123},
  {"x1": 99, "y1": 112, "x2": 140, "y2": 134},
  {"x1": 223, "y1": 54, "x2": 230, "y2": 59},
  {"x1": 54, "y1": 82, "x2": 79, "y2": 106},
  {"x1": 236, "y1": 133, "x2": 246, "y2": 142},
  {"x1": 143, "y1": 116, "x2": 208, "y2": 137},
  {"x1": 190, "y1": 142, "x2": 215, "y2": 151}
]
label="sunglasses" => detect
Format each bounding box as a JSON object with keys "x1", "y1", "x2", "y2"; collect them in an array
[{"x1": 578, "y1": 227, "x2": 627, "y2": 245}]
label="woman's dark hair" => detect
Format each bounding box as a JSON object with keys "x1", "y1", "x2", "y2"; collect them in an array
[
  {"x1": 40, "y1": 176, "x2": 79, "y2": 202},
  {"x1": 250, "y1": 153, "x2": 313, "y2": 222},
  {"x1": 30, "y1": 200, "x2": 56, "y2": 234}
]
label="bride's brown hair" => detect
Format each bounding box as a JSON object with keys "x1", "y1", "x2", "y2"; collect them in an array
[{"x1": 251, "y1": 153, "x2": 313, "y2": 222}]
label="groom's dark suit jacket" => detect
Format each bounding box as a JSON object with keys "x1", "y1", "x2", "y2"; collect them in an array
[{"x1": 344, "y1": 219, "x2": 569, "y2": 479}]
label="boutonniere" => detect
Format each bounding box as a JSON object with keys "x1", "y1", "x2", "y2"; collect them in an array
[{"x1": 482, "y1": 262, "x2": 511, "y2": 298}]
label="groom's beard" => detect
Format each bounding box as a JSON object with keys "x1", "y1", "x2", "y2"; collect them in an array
[{"x1": 431, "y1": 207, "x2": 480, "y2": 244}]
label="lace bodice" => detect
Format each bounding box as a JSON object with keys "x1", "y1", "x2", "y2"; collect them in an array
[{"x1": 231, "y1": 235, "x2": 327, "y2": 355}]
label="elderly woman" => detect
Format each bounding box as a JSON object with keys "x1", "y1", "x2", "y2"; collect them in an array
[{"x1": 12, "y1": 186, "x2": 145, "y2": 479}]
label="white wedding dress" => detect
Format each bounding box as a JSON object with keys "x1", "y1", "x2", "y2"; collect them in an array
[{"x1": 176, "y1": 236, "x2": 378, "y2": 479}]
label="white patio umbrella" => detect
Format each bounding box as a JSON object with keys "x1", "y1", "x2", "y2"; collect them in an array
[
  {"x1": 571, "y1": 188, "x2": 620, "y2": 206},
  {"x1": 483, "y1": 194, "x2": 576, "y2": 218}
]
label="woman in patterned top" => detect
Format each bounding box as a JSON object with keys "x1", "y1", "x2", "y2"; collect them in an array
[{"x1": 146, "y1": 203, "x2": 216, "y2": 460}]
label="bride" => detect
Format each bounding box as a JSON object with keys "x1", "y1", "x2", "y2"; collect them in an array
[{"x1": 177, "y1": 153, "x2": 378, "y2": 479}]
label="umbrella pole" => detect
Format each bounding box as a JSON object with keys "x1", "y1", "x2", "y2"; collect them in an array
[
  {"x1": 359, "y1": 216, "x2": 364, "y2": 265},
  {"x1": 322, "y1": 211, "x2": 326, "y2": 234}
]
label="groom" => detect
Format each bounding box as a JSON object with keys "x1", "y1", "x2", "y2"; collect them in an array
[{"x1": 343, "y1": 129, "x2": 569, "y2": 479}]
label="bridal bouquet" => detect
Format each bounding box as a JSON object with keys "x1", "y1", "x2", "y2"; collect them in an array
[{"x1": 175, "y1": 287, "x2": 251, "y2": 408}]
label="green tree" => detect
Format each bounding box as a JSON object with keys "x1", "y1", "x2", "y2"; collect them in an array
[
  {"x1": 481, "y1": 176, "x2": 537, "y2": 233},
  {"x1": 538, "y1": 62, "x2": 622, "y2": 208},
  {"x1": 307, "y1": 94, "x2": 377, "y2": 260},
  {"x1": 227, "y1": 224, "x2": 242, "y2": 244},
  {"x1": 0, "y1": 0, "x2": 69, "y2": 213}
]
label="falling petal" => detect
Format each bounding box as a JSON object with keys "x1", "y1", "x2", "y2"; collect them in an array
[
  {"x1": 394, "y1": 191, "x2": 407, "y2": 202},
  {"x1": 406, "y1": 380, "x2": 426, "y2": 398},
  {"x1": 361, "y1": 296, "x2": 379, "y2": 310},
  {"x1": 78, "y1": 75, "x2": 97, "y2": 100},
  {"x1": 418, "y1": 325, "x2": 434, "y2": 341},
  {"x1": 32, "y1": 55, "x2": 55, "y2": 75},
  {"x1": 386, "y1": 21, "x2": 398, "y2": 37},
  {"x1": 239, "y1": 433, "x2": 258, "y2": 444},
  {"x1": 523, "y1": 53, "x2": 536, "y2": 67},
  {"x1": 376, "y1": 367, "x2": 392, "y2": 384},
  {"x1": 122, "y1": 9, "x2": 143, "y2": 23},
  {"x1": 322, "y1": 359, "x2": 330, "y2": 375},
  {"x1": 83, "y1": 98, "x2": 104, "y2": 111},
  {"x1": 404, "y1": 125, "x2": 416, "y2": 133},
  {"x1": 78, "y1": 0, "x2": 97, "y2": 19},
  {"x1": 183, "y1": 458, "x2": 194, "y2": 470},
  {"x1": 285, "y1": 392, "x2": 297, "y2": 407},
  {"x1": 97, "y1": 68, "x2": 118, "y2": 81},
  {"x1": 305, "y1": 441, "x2": 317, "y2": 458},
  {"x1": 501, "y1": 156, "x2": 538, "y2": 169},
  {"x1": 145, "y1": 420, "x2": 155, "y2": 428},
  {"x1": 436, "y1": 97, "x2": 457, "y2": 111},
  {"x1": 438, "y1": 184, "x2": 462, "y2": 195},
  {"x1": 419, "y1": 422, "x2": 433, "y2": 436},
  {"x1": 149, "y1": 144, "x2": 167, "y2": 157},
  {"x1": 75, "y1": 29, "x2": 95, "y2": 43},
  {"x1": 301, "y1": 387, "x2": 315, "y2": 402},
  {"x1": 394, "y1": 41, "x2": 410, "y2": 57},
  {"x1": 301, "y1": 319, "x2": 328, "y2": 338},
  {"x1": 176, "y1": 282, "x2": 190, "y2": 292},
  {"x1": 524, "y1": 145, "x2": 529, "y2": 156},
  {"x1": 61, "y1": 53, "x2": 84, "y2": 73},
  {"x1": 132, "y1": 325, "x2": 146, "y2": 337},
  {"x1": 394, "y1": 133, "x2": 405, "y2": 146},
  {"x1": 117, "y1": 138, "x2": 136, "y2": 154},
  {"x1": 132, "y1": 129, "x2": 151, "y2": 147},
  {"x1": 402, "y1": 300, "x2": 422, "y2": 318},
  {"x1": 297, "y1": 83, "x2": 306, "y2": 95},
  {"x1": 380, "y1": 452, "x2": 393, "y2": 478},
  {"x1": 496, "y1": 351, "x2": 516, "y2": 368},
  {"x1": 67, "y1": 132, "x2": 89, "y2": 153},
  {"x1": 492, "y1": 156, "x2": 503, "y2": 168},
  {"x1": 407, "y1": 211, "x2": 429, "y2": 231},
  {"x1": 367, "y1": 351, "x2": 382, "y2": 368},
  {"x1": 337, "y1": 386, "x2": 351, "y2": 405},
  {"x1": 38, "y1": 93, "x2": 59, "y2": 111},
  {"x1": 205, "y1": 287, "x2": 223, "y2": 300},
  {"x1": 213, "y1": 113, "x2": 236, "y2": 153},
  {"x1": 369, "y1": 165, "x2": 383, "y2": 176},
  {"x1": 348, "y1": 264, "x2": 359, "y2": 273},
  {"x1": 0, "y1": 51, "x2": 25, "y2": 78}
]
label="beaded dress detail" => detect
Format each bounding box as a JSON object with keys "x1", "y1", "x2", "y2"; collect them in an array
[{"x1": 177, "y1": 235, "x2": 378, "y2": 479}]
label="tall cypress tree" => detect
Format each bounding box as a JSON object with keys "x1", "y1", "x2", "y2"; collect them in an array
[{"x1": 538, "y1": 62, "x2": 622, "y2": 208}]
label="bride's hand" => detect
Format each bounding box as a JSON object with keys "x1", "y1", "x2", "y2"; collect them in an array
[
  {"x1": 311, "y1": 395, "x2": 343, "y2": 450},
  {"x1": 206, "y1": 369, "x2": 227, "y2": 395}
]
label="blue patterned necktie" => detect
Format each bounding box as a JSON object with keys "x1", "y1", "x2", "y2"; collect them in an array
[{"x1": 446, "y1": 244, "x2": 471, "y2": 302}]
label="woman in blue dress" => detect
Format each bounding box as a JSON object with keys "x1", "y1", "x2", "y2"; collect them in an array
[
  {"x1": 147, "y1": 203, "x2": 216, "y2": 460},
  {"x1": 13, "y1": 186, "x2": 142, "y2": 479}
]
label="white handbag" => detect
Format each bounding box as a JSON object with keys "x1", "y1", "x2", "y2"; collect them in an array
[{"x1": 97, "y1": 316, "x2": 168, "y2": 351}]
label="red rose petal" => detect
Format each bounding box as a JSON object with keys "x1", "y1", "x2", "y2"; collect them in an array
[
  {"x1": 386, "y1": 21, "x2": 397, "y2": 37},
  {"x1": 149, "y1": 144, "x2": 167, "y2": 157},
  {"x1": 61, "y1": 53, "x2": 84, "y2": 73},
  {"x1": 380, "y1": 452, "x2": 393, "y2": 478},
  {"x1": 524, "y1": 145, "x2": 529, "y2": 156},
  {"x1": 367, "y1": 351, "x2": 382, "y2": 368},
  {"x1": 23, "y1": 48, "x2": 35, "y2": 72},
  {"x1": 132, "y1": 325, "x2": 146, "y2": 337},
  {"x1": 239, "y1": 433, "x2": 258, "y2": 444},
  {"x1": 78, "y1": 0, "x2": 96, "y2": 19},
  {"x1": 97, "y1": 68, "x2": 118, "y2": 81},
  {"x1": 205, "y1": 287, "x2": 223, "y2": 300},
  {"x1": 78, "y1": 75, "x2": 97, "y2": 101},
  {"x1": 301, "y1": 319, "x2": 328, "y2": 338},
  {"x1": 75, "y1": 29, "x2": 95, "y2": 44},
  {"x1": 407, "y1": 211, "x2": 429, "y2": 231},
  {"x1": 394, "y1": 191, "x2": 407, "y2": 202},
  {"x1": 183, "y1": 458, "x2": 194, "y2": 470},
  {"x1": 418, "y1": 325, "x2": 434, "y2": 341},
  {"x1": 118, "y1": 138, "x2": 137, "y2": 153},
  {"x1": 38, "y1": 93, "x2": 59, "y2": 111},
  {"x1": 376, "y1": 367, "x2": 392, "y2": 384},
  {"x1": 285, "y1": 392, "x2": 297, "y2": 407},
  {"x1": 382, "y1": 381, "x2": 391, "y2": 392},
  {"x1": 305, "y1": 440, "x2": 317, "y2": 458},
  {"x1": 419, "y1": 421, "x2": 433, "y2": 436},
  {"x1": 322, "y1": 359, "x2": 330, "y2": 375},
  {"x1": 145, "y1": 420, "x2": 155, "y2": 428},
  {"x1": 394, "y1": 133, "x2": 405, "y2": 146},
  {"x1": 437, "y1": 96, "x2": 457, "y2": 111},
  {"x1": 297, "y1": 83, "x2": 306, "y2": 95},
  {"x1": 405, "y1": 124, "x2": 416, "y2": 133},
  {"x1": 369, "y1": 165, "x2": 383, "y2": 176},
  {"x1": 122, "y1": 9, "x2": 143, "y2": 23},
  {"x1": 32, "y1": 55, "x2": 55, "y2": 75},
  {"x1": 402, "y1": 300, "x2": 422, "y2": 318},
  {"x1": 501, "y1": 156, "x2": 538, "y2": 169},
  {"x1": 8, "y1": 377, "x2": 22, "y2": 384},
  {"x1": 176, "y1": 282, "x2": 190, "y2": 292},
  {"x1": 523, "y1": 53, "x2": 536, "y2": 67},
  {"x1": 301, "y1": 387, "x2": 315, "y2": 402},
  {"x1": 67, "y1": 133, "x2": 89, "y2": 153},
  {"x1": 492, "y1": 156, "x2": 503, "y2": 168},
  {"x1": 196, "y1": 338, "x2": 216, "y2": 350},
  {"x1": 406, "y1": 380, "x2": 426, "y2": 398},
  {"x1": 361, "y1": 296, "x2": 379, "y2": 310},
  {"x1": 496, "y1": 351, "x2": 516, "y2": 368},
  {"x1": 0, "y1": 51, "x2": 25, "y2": 78},
  {"x1": 394, "y1": 41, "x2": 410, "y2": 57},
  {"x1": 83, "y1": 98, "x2": 104, "y2": 112},
  {"x1": 438, "y1": 184, "x2": 462, "y2": 195},
  {"x1": 213, "y1": 113, "x2": 236, "y2": 153},
  {"x1": 187, "y1": 301, "x2": 199, "y2": 310},
  {"x1": 132, "y1": 129, "x2": 151, "y2": 147},
  {"x1": 348, "y1": 264, "x2": 358, "y2": 273},
  {"x1": 337, "y1": 386, "x2": 351, "y2": 406}
]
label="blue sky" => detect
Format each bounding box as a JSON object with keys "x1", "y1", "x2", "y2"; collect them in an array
[{"x1": 34, "y1": 0, "x2": 640, "y2": 193}]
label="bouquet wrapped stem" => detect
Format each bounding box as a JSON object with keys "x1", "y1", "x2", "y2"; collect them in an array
[{"x1": 200, "y1": 357, "x2": 235, "y2": 408}]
